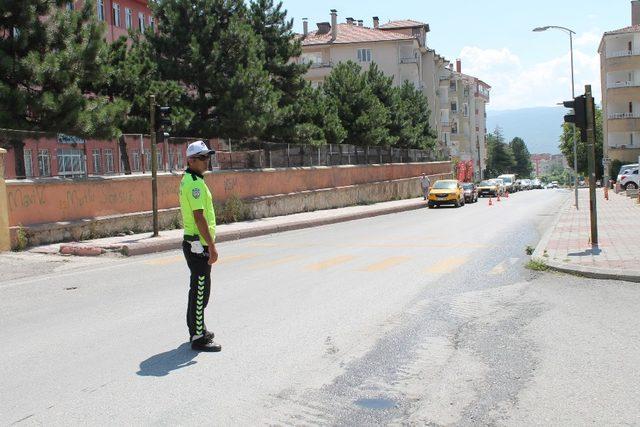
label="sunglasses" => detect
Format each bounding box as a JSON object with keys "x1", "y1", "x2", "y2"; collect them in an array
[{"x1": 194, "y1": 155, "x2": 210, "y2": 161}]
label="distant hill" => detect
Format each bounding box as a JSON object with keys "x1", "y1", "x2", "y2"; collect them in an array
[{"x1": 486, "y1": 107, "x2": 565, "y2": 154}]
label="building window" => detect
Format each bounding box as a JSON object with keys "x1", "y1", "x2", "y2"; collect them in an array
[
  {"x1": 97, "y1": 0, "x2": 105, "y2": 21},
  {"x1": 138, "y1": 12, "x2": 145, "y2": 32},
  {"x1": 112, "y1": 3, "x2": 121, "y2": 27},
  {"x1": 104, "y1": 149, "x2": 114, "y2": 173},
  {"x1": 156, "y1": 149, "x2": 163, "y2": 170},
  {"x1": 452, "y1": 121, "x2": 458, "y2": 134},
  {"x1": 357, "y1": 48, "x2": 372, "y2": 62},
  {"x1": 57, "y1": 148, "x2": 86, "y2": 176},
  {"x1": 24, "y1": 149, "x2": 33, "y2": 178},
  {"x1": 449, "y1": 80, "x2": 457, "y2": 91},
  {"x1": 132, "y1": 150, "x2": 141, "y2": 172},
  {"x1": 451, "y1": 102, "x2": 458, "y2": 113},
  {"x1": 92, "y1": 149, "x2": 101, "y2": 174},
  {"x1": 463, "y1": 103, "x2": 469, "y2": 117},
  {"x1": 125, "y1": 8, "x2": 132, "y2": 29},
  {"x1": 37, "y1": 150, "x2": 51, "y2": 177},
  {"x1": 149, "y1": 16, "x2": 155, "y2": 31}
]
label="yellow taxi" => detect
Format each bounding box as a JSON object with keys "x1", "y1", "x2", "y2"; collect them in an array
[{"x1": 427, "y1": 179, "x2": 465, "y2": 208}]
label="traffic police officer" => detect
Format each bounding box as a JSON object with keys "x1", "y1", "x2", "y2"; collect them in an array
[{"x1": 179, "y1": 140, "x2": 221, "y2": 352}]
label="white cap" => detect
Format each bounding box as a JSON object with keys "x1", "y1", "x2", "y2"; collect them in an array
[{"x1": 186, "y1": 140, "x2": 215, "y2": 158}]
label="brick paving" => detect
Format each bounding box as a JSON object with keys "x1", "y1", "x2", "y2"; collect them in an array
[{"x1": 539, "y1": 188, "x2": 640, "y2": 276}]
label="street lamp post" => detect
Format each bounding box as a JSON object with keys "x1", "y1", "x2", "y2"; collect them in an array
[{"x1": 533, "y1": 25, "x2": 579, "y2": 210}]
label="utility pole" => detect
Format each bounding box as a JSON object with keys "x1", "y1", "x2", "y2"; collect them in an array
[
  {"x1": 150, "y1": 95, "x2": 159, "y2": 237},
  {"x1": 585, "y1": 85, "x2": 598, "y2": 247}
]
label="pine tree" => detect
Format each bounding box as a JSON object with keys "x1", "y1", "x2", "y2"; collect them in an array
[
  {"x1": 484, "y1": 127, "x2": 515, "y2": 177},
  {"x1": 509, "y1": 137, "x2": 533, "y2": 178},
  {"x1": 396, "y1": 80, "x2": 435, "y2": 150},
  {"x1": 148, "y1": 0, "x2": 279, "y2": 139},
  {"x1": 323, "y1": 61, "x2": 391, "y2": 146},
  {"x1": 0, "y1": 0, "x2": 127, "y2": 138}
]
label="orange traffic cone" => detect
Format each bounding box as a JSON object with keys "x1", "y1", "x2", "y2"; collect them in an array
[{"x1": 488, "y1": 197, "x2": 493, "y2": 206}]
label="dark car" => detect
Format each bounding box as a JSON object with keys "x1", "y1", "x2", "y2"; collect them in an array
[{"x1": 462, "y1": 182, "x2": 478, "y2": 203}]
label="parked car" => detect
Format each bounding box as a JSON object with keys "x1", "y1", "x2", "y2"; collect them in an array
[
  {"x1": 493, "y1": 178, "x2": 506, "y2": 195},
  {"x1": 497, "y1": 174, "x2": 517, "y2": 193},
  {"x1": 546, "y1": 181, "x2": 559, "y2": 189},
  {"x1": 462, "y1": 182, "x2": 478, "y2": 203},
  {"x1": 618, "y1": 168, "x2": 639, "y2": 189},
  {"x1": 427, "y1": 179, "x2": 465, "y2": 208},
  {"x1": 531, "y1": 178, "x2": 543, "y2": 189},
  {"x1": 477, "y1": 180, "x2": 500, "y2": 197},
  {"x1": 617, "y1": 163, "x2": 639, "y2": 181},
  {"x1": 520, "y1": 179, "x2": 532, "y2": 190}
]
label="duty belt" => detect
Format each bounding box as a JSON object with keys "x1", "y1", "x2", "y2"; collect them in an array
[{"x1": 184, "y1": 235, "x2": 201, "y2": 242}]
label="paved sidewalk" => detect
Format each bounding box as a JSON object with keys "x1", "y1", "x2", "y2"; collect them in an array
[
  {"x1": 533, "y1": 187, "x2": 640, "y2": 282},
  {"x1": 30, "y1": 197, "x2": 428, "y2": 257}
]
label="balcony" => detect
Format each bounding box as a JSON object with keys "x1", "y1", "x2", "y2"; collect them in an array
[
  {"x1": 607, "y1": 80, "x2": 640, "y2": 89},
  {"x1": 608, "y1": 112, "x2": 640, "y2": 119},
  {"x1": 607, "y1": 49, "x2": 640, "y2": 59},
  {"x1": 399, "y1": 57, "x2": 419, "y2": 64},
  {"x1": 439, "y1": 75, "x2": 451, "y2": 81},
  {"x1": 308, "y1": 61, "x2": 333, "y2": 69}
]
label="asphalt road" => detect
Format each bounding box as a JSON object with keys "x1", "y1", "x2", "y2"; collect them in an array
[{"x1": 1, "y1": 189, "x2": 639, "y2": 425}]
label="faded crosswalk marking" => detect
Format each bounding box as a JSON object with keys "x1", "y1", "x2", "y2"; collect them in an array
[
  {"x1": 249, "y1": 255, "x2": 305, "y2": 269},
  {"x1": 304, "y1": 256, "x2": 357, "y2": 271},
  {"x1": 425, "y1": 256, "x2": 468, "y2": 274},
  {"x1": 361, "y1": 256, "x2": 411, "y2": 272}
]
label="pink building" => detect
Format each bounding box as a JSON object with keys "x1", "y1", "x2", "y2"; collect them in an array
[{"x1": 72, "y1": 0, "x2": 153, "y2": 43}]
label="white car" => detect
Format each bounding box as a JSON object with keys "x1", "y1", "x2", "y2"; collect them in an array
[{"x1": 618, "y1": 168, "x2": 639, "y2": 190}]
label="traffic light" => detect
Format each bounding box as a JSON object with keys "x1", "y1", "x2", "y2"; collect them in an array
[
  {"x1": 155, "y1": 106, "x2": 172, "y2": 133},
  {"x1": 563, "y1": 95, "x2": 587, "y2": 142}
]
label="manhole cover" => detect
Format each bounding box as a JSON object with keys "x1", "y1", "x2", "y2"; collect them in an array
[{"x1": 355, "y1": 398, "x2": 395, "y2": 410}]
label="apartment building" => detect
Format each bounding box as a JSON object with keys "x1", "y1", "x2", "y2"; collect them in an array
[
  {"x1": 70, "y1": 0, "x2": 152, "y2": 43},
  {"x1": 299, "y1": 10, "x2": 491, "y2": 172},
  {"x1": 599, "y1": 0, "x2": 640, "y2": 171}
]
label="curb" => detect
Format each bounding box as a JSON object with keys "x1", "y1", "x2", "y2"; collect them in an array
[
  {"x1": 110, "y1": 200, "x2": 427, "y2": 257},
  {"x1": 532, "y1": 197, "x2": 640, "y2": 283}
]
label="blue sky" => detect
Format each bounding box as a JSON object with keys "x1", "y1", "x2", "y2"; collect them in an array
[{"x1": 280, "y1": 0, "x2": 632, "y2": 110}]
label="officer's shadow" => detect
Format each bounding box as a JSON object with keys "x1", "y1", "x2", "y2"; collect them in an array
[{"x1": 137, "y1": 343, "x2": 197, "y2": 377}]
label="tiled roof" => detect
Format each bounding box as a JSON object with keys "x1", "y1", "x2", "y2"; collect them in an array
[
  {"x1": 379, "y1": 19, "x2": 427, "y2": 29},
  {"x1": 604, "y1": 25, "x2": 640, "y2": 36},
  {"x1": 301, "y1": 23, "x2": 415, "y2": 46}
]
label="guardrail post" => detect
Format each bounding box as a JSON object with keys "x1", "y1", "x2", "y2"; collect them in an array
[{"x1": 0, "y1": 148, "x2": 11, "y2": 251}]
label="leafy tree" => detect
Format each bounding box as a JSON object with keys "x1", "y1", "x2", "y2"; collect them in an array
[
  {"x1": 0, "y1": 0, "x2": 127, "y2": 138},
  {"x1": 148, "y1": 0, "x2": 279, "y2": 139},
  {"x1": 559, "y1": 105, "x2": 603, "y2": 180},
  {"x1": 396, "y1": 80, "x2": 435, "y2": 150},
  {"x1": 484, "y1": 127, "x2": 515, "y2": 177},
  {"x1": 364, "y1": 63, "x2": 399, "y2": 146},
  {"x1": 509, "y1": 137, "x2": 533, "y2": 178},
  {"x1": 323, "y1": 61, "x2": 391, "y2": 146},
  {"x1": 275, "y1": 83, "x2": 346, "y2": 146},
  {"x1": 99, "y1": 35, "x2": 190, "y2": 134}
]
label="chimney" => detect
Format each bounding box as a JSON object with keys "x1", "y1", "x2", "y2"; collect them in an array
[
  {"x1": 346, "y1": 17, "x2": 355, "y2": 25},
  {"x1": 330, "y1": 9, "x2": 338, "y2": 41},
  {"x1": 373, "y1": 16, "x2": 379, "y2": 29},
  {"x1": 357, "y1": 19, "x2": 363, "y2": 27},
  {"x1": 633, "y1": 1, "x2": 640, "y2": 26},
  {"x1": 456, "y1": 59, "x2": 461, "y2": 73},
  {"x1": 303, "y1": 18, "x2": 308, "y2": 37},
  {"x1": 317, "y1": 22, "x2": 331, "y2": 34}
]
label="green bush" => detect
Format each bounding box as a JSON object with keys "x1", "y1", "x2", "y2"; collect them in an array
[{"x1": 221, "y1": 195, "x2": 249, "y2": 224}]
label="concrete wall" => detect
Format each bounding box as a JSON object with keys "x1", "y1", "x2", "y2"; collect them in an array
[
  {"x1": 5, "y1": 161, "x2": 451, "y2": 228},
  {"x1": 0, "y1": 149, "x2": 9, "y2": 250}
]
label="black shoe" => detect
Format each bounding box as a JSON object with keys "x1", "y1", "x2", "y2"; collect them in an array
[
  {"x1": 191, "y1": 336, "x2": 221, "y2": 352},
  {"x1": 205, "y1": 330, "x2": 215, "y2": 340}
]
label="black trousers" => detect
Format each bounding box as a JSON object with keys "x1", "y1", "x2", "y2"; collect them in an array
[{"x1": 182, "y1": 240, "x2": 212, "y2": 339}]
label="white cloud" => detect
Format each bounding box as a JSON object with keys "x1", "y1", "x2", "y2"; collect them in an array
[
  {"x1": 574, "y1": 29, "x2": 602, "y2": 48},
  {"x1": 459, "y1": 46, "x2": 601, "y2": 110}
]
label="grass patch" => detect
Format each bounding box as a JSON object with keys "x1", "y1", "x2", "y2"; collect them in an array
[{"x1": 526, "y1": 259, "x2": 549, "y2": 271}]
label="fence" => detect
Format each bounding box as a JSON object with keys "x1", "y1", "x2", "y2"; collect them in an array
[
  {"x1": 214, "y1": 141, "x2": 439, "y2": 170},
  {"x1": 1, "y1": 128, "x2": 441, "y2": 179}
]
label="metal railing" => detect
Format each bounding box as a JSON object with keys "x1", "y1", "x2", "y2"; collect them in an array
[
  {"x1": 608, "y1": 112, "x2": 640, "y2": 119},
  {"x1": 399, "y1": 57, "x2": 419, "y2": 64},
  {"x1": 607, "y1": 49, "x2": 640, "y2": 58}
]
